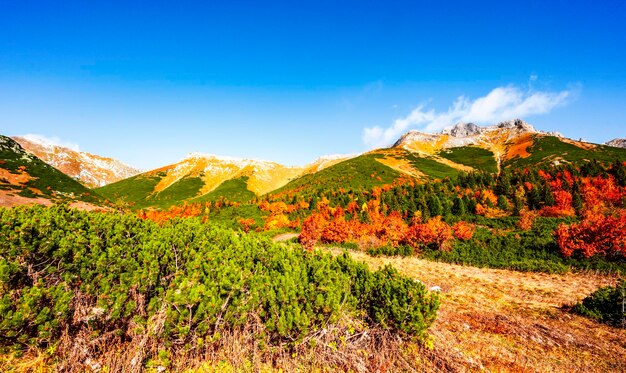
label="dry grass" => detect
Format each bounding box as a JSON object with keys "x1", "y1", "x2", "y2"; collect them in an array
[
  {"x1": 503, "y1": 133, "x2": 534, "y2": 160},
  {"x1": 2, "y1": 314, "x2": 447, "y2": 373},
  {"x1": 559, "y1": 137, "x2": 597, "y2": 150},
  {"x1": 325, "y1": 247, "x2": 626, "y2": 372}
]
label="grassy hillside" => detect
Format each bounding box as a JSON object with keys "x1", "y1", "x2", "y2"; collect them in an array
[
  {"x1": 0, "y1": 135, "x2": 101, "y2": 204},
  {"x1": 149, "y1": 175, "x2": 204, "y2": 205},
  {"x1": 271, "y1": 149, "x2": 469, "y2": 198},
  {"x1": 438, "y1": 146, "x2": 499, "y2": 173},
  {"x1": 96, "y1": 135, "x2": 626, "y2": 209},
  {"x1": 191, "y1": 176, "x2": 256, "y2": 203},
  {"x1": 271, "y1": 153, "x2": 403, "y2": 197},
  {"x1": 506, "y1": 135, "x2": 626, "y2": 167},
  {"x1": 402, "y1": 151, "x2": 462, "y2": 178},
  {"x1": 98, "y1": 172, "x2": 257, "y2": 209},
  {"x1": 96, "y1": 171, "x2": 167, "y2": 208},
  {"x1": 98, "y1": 173, "x2": 203, "y2": 209}
]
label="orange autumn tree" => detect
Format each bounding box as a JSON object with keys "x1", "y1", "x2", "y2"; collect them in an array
[
  {"x1": 262, "y1": 201, "x2": 293, "y2": 230},
  {"x1": 320, "y1": 207, "x2": 351, "y2": 244},
  {"x1": 452, "y1": 221, "x2": 476, "y2": 241},
  {"x1": 555, "y1": 209, "x2": 626, "y2": 258},
  {"x1": 320, "y1": 218, "x2": 352, "y2": 244},
  {"x1": 403, "y1": 215, "x2": 453, "y2": 251},
  {"x1": 517, "y1": 209, "x2": 537, "y2": 231},
  {"x1": 238, "y1": 218, "x2": 255, "y2": 233},
  {"x1": 553, "y1": 172, "x2": 626, "y2": 258},
  {"x1": 299, "y1": 213, "x2": 328, "y2": 250},
  {"x1": 137, "y1": 202, "x2": 205, "y2": 224},
  {"x1": 375, "y1": 211, "x2": 408, "y2": 247}
]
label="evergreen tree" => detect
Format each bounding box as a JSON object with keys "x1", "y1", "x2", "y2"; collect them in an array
[
  {"x1": 543, "y1": 184, "x2": 555, "y2": 207},
  {"x1": 427, "y1": 195, "x2": 443, "y2": 216},
  {"x1": 512, "y1": 195, "x2": 524, "y2": 216},
  {"x1": 418, "y1": 198, "x2": 431, "y2": 220},
  {"x1": 495, "y1": 170, "x2": 512, "y2": 196},
  {"x1": 497, "y1": 195, "x2": 510, "y2": 211},
  {"x1": 611, "y1": 160, "x2": 626, "y2": 187},
  {"x1": 572, "y1": 181, "x2": 584, "y2": 217},
  {"x1": 452, "y1": 197, "x2": 467, "y2": 216},
  {"x1": 527, "y1": 184, "x2": 542, "y2": 210}
]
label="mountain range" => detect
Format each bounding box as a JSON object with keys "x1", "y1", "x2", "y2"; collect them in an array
[
  {"x1": 2, "y1": 119, "x2": 625, "y2": 209},
  {"x1": 0, "y1": 136, "x2": 102, "y2": 208},
  {"x1": 12, "y1": 135, "x2": 141, "y2": 187}
]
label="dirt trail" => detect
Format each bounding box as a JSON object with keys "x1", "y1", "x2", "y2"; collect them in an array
[
  {"x1": 272, "y1": 233, "x2": 299, "y2": 242},
  {"x1": 323, "y1": 247, "x2": 626, "y2": 372}
]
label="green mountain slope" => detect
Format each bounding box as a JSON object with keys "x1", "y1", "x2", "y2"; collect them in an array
[
  {"x1": 97, "y1": 171, "x2": 208, "y2": 209},
  {"x1": 504, "y1": 135, "x2": 626, "y2": 167},
  {"x1": 96, "y1": 133, "x2": 626, "y2": 210},
  {"x1": 96, "y1": 171, "x2": 166, "y2": 208},
  {"x1": 437, "y1": 147, "x2": 499, "y2": 173},
  {"x1": 0, "y1": 135, "x2": 102, "y2": 205},
  {"x1": 97, "y1": 172, "x2": 257, "y2": 209},
  {"x1": 191, "y1": 176, "x2": 256, "y2": 203},
  {"x1": 269, "y1": 153, "x2": 403, "y2": 198}
]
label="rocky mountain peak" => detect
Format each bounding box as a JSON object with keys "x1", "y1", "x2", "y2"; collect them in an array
[
  {"x1": 12, "y1": 136, "x2": 140, "y2": 187},
  {"x1": 495, "y1": 118, "x2": 537, "y2": 133},
  {"x1": 392, "y1": 130, "x2": 439, "y2": 148},
  {"x1": 605, "y1": 138, "x2": 626, "y2": 149},
  {"x1": 441, "y1": 122, "x2": 481, "y2": 137}
]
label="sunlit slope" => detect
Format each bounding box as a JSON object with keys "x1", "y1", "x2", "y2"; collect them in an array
[
  {"x1": 269, "y1": 153, "x2": 403, "y2": 198},
  {"x1": 96, "y1": 153, "x2": 353, "y2": 208},
  {"x1": 191, "y1": 176, "x2": 256, "y2": 203},
  {"x1": 96, "y1": 119, "x2": 626, "y2": 209},
  {"x1": 13, "y1": 135, "x2": 140, "y2": 188},
  {"x1": 0, "y1": 135, "x2": 102, "y2": 206},
  {"x1": 393, "y1": 119, "x2": 626, "y2": 172},
  {"x1": 504, "y1": 135, "x2": 626, "y2": 167},
  {"x1": 437, "y1": 147, "x2": 499, "y2": 173},
  {"x1": 270, "y1": 148, "x2": 471, "y2": 198}
]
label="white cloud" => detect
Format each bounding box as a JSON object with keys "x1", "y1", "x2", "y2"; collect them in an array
[
  {"x1": 21, "y1": 134, "x2": 80, "y2": 151},
  {"x1": 362, "y1": 84, "x2": 577, "y2": 148}
]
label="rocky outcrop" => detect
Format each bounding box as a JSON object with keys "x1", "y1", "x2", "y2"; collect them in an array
[
  {"x1": 442, "y1": 122, "x2": 481, "y2": 137},
  {"x1": 495, "y1": 119, "x2": 537, "y2": 133},
  {"x1": 393, "y1": 118, "x2": 540, "y2": 151},
  {"x1": 605, "y1": 138, "x2": 626, "y2": 148}
]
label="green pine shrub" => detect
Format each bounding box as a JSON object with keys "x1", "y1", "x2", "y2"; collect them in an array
[
  {"x1": 572, "y1": 279, "x2": 626, "y2": 328},
  {"x1": 0, "y1": 205, "x2": 439, "y2": 359}
]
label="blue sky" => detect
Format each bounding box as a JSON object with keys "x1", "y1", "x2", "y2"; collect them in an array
[{"x1": 1, "y1": 1, "x2": 625, "y2": 169}]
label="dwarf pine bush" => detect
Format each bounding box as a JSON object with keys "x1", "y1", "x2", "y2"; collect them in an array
[
  {"x1": 572, "y1": 279, "x2": 626, "y2": 328},
  {"x1": 0, "y1": 205, "x2": 439, "y2": 357}
]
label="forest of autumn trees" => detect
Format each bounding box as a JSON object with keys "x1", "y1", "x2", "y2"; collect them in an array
[{"x1": 135, "y1": 160, "x2": 626, "y2": 261}]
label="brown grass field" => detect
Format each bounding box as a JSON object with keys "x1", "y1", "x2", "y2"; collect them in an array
[{"x1": 324, "y1": 247, "x2": 626, "y2": 372}]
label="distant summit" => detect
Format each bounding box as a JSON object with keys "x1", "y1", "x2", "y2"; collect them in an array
[
  {"x1": 393, "y1": 118, "x2": 539, "y2": 154},
  {"x1": 13, "y1": 135, "x2": 140, "y2": 188},
  {"x1": 606, "y1": 138, "x2": 626, "y2": 149},
  {"x1": 441, "y1": 122, "x2": 481, "y2": 137},
  {"x1": 0, "y1": 135, "x2": 102, "y2": 208},
  {"x1": 96, "y1": 151, "x2": 355, "y2": 208}
]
